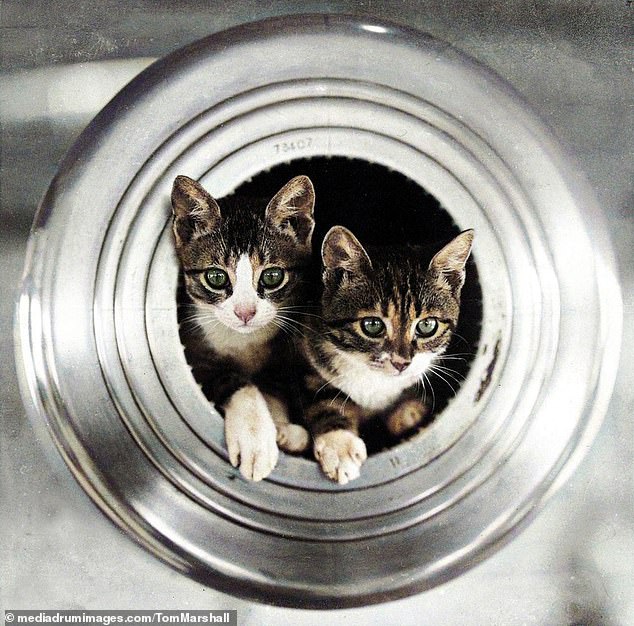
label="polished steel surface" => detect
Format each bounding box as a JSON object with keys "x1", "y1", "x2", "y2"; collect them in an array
[
  {"x1": 11, "y1": 14, "x2": 622, "y2": 606},
  {"x1": 2, "y1": 1, "x2": 633, "y2": 623}
]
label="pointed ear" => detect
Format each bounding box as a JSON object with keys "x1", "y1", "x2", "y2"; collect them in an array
[
  {"x1": 429, "y1": 229, "x2": 474, "y2": 291},
  {"x1": 322, "y1": 226, "x2": 372, "y2": 273},
  {"x1": 265, "y1": 175, "x2": 315, "y2": 248},
  {"x1": 171, "y1": 175, "x2": 221, "y2": 245}
]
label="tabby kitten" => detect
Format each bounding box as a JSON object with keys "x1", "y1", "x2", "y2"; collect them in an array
[
  {"x1": 302, "y1": 226, "x2": 474, "y2": 484},
  {"x1": 171, "y1": 175, "x2": 315, "y2": 481}
]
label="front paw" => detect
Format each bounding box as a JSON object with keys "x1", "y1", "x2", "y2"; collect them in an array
[
  {"x1": 314, "y1": 430, "x2": 367, "y2": 485},
  {"x1": 263, "y1": 393, "x2": 310, "y2": 454},
  {"x1": 277, "y1": 423, "x2": 310, "y2": 454},
  {"x1": 386, "y1": 399, "x2": 430, "y2": 437},
  {"x1": 224, "y1": 386, "x2": 279, "y2": 481}
]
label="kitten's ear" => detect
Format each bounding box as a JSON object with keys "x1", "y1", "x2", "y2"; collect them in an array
[
  {"x1": 265, "y1": 175, "x2": 315, "y2": 248},
  {"x1": 322, "y1": 226, "x2": 372, "y2": 273},
  {"x1": 429, "y1": 229, "x2": 474, "y2": 291},
  {"x1": 171, "y1": 175, "x2": 221, "y2": 245}
]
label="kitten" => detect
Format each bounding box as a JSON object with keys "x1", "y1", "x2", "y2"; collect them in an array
[
  {"x1": 171, "y1": 175, "x2": 315, "y2": 481},
  {"x1": 301, "y1": 226, "x2": 474, "y2": 484}
]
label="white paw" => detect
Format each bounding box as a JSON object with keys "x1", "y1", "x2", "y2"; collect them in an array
[
  {"x1": 277, "y1": 423, "x2": 310, "y2": 454},
  {"x1": 263, "y1": 393, "x2": 310, "y2": 454},
  {"x1": 224, "y1": 386, "x2": 279, "y2": 481},
  {"x1": 314, "y1": 429, "x2": 367, "y2": 485}
]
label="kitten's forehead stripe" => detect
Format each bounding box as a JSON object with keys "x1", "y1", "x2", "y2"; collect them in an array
[
  {"x1": 408, "y1": 301, "x2": 417, "y2": 323},
  {"x1": 386, "y1": 301, "x2": 397, "y2": 323},
  {"x1": 397, "y1": 271, "x2": 408, "y2": 319},
  {"x1": 251, "y1": 249, "x2": 265, "y2": 269}
]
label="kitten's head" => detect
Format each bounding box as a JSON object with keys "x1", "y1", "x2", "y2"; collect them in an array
[
  {"x1": 171, "y1": 175, "x2": 315, "y2": 334},
  {"x1": 320, "y1": 226, "x2": 474, "y2": 381}
]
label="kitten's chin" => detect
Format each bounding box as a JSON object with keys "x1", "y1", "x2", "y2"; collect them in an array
[
  {"x1": 224, "y1": 321, "x2": 271, "y2": 334},
  {"x1": 232, "y1": 326, "x2": 256, "y2": 334}
]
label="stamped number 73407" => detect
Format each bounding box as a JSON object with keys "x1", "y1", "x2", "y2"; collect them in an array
[{"x1": 273, "y1": 137, "x2": 313, "y2": 154}]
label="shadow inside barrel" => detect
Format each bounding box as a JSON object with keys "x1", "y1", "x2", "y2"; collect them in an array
[{"x1": 178, "y1": 157, "x2": 483, "y2": 455}]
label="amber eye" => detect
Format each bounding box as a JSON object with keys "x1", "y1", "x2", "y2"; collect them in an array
[
  {"x1": 361, "y1": 317, "x2": 386, "y2": 338},
  {"x1": 203, "y1": 268, "x2": 229, "y2": 290},
  {"x1": 260, "y1": 267, "x2": 285, "y2": 289},
  {"x1": 415, "y1": 317, "x2": 439, "y2": 338}
]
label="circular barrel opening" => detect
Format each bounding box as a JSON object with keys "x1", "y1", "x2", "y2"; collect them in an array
[{"x1": 178, "y1": 156, "x2": 483, "y2": 455}]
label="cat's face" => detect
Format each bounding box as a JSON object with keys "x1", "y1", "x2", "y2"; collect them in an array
[
  {"x1": 320, "y1": 226, "x2": 473, "y2": 383},
  {"x1": 171, "y1": 175, "x2": 315, "y2": 334}
]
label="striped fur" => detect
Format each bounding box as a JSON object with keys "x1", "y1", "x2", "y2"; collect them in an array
[
  {"x1": 301, "y1": 226, "x2": 473, "y2": 483},
  {"x1": 172, "y1": 175, "x2": 315, "y2": 480}
]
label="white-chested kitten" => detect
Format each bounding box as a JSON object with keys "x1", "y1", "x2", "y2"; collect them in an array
[
  {"x1": 301, "y1": 226, "x2": 474, "y2": 484},
  {"x1": 171, "y1": 175, "x2": 315, "y2": 481}
]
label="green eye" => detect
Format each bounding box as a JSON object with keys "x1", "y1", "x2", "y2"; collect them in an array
[
  {"x1": 361, "y1": 317, "x2": 386, "y2": 338},
  {"x1": 415, "y1": 317, "x2": 439, "y2": 338},
  {"x1": 203, "y1": 268, "x2": 229, "y2": 290},
  {"x1": 260, "y1": 267, "x2": 285, "y2": 289}
]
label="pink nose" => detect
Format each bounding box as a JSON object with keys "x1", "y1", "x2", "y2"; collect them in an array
[
  {"x1": 390, "y1": 359, "x2": 410, "y2": 373},
  {"x1": 234, "y1": 305, "x2": 256, "y2": 324}
]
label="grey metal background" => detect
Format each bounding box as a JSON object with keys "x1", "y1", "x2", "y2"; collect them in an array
[{"x1": 1, "y1": 1, "x2": 632, "y2": 624}]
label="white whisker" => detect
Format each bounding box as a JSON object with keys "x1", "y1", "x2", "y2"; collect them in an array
[
  {"x1": 430, "y1": 363, "x2": 465, "y2": 386},
  {"x1": 415, "y1": 377, "x2": 428, "y2": 406},
  {"x1": 314, "y1": 374, "x2": 344, "y2": 397},
  {"x1": 427, "y1": 366, "x2": 459, "y2": 396},
  {"x1": 450, "y1": 332, "x2": 471, "y2": 348},
  {"x1": 271, "y1": 318, "x2": 301, "y2": 339},
  {"x1": 341, "y1": 391, "x2": 352, "y2": 415},
  {"x1": 329, "y1": 386, "x2": 346, "y2": 409},
  {"x1": 422, "y1": 371, "x2": 436, "y2": 413},
  {"x1": 275, "y1": 314, "x2": 312, "y2": 335}
]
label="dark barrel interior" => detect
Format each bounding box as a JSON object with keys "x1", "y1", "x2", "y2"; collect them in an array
[{"x1": 185, "y1": 157, "x2": 483, "y2": 454}]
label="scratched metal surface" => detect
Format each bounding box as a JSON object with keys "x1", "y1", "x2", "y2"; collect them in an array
[{"x1": 1, "y1": 1, "x2": 632, "y2": 623}]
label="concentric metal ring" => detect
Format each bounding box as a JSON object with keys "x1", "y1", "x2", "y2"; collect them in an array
[{"x1": 15, "y1": 15, "x2": 621, "y2": 607}]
